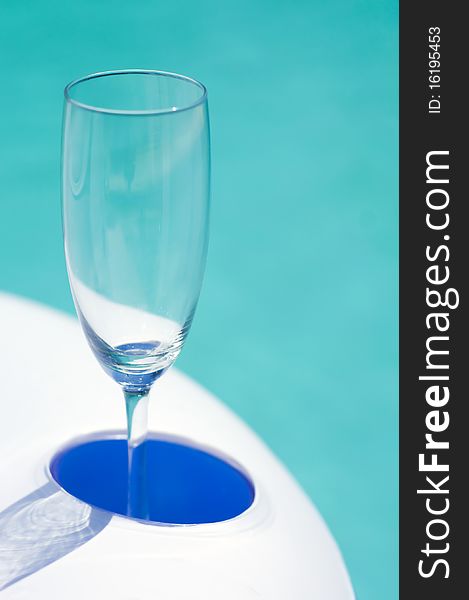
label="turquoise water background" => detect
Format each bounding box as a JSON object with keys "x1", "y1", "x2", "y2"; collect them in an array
[{"x1": 0, "y1": 1, "x2": 397, "y2": 598}]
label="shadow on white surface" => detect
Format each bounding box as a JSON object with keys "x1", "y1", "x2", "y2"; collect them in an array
[{"x1": 0, "y1": 483, "x2": 111, "y2": 590}]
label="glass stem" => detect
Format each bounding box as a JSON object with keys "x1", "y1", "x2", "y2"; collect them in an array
[{"x1": 124, "y1": 388, "x2": 150, "y2": 520}]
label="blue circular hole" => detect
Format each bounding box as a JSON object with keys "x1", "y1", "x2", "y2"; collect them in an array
[{"x1": 50, "y1": 435, "x2": 255, "y2": 525}]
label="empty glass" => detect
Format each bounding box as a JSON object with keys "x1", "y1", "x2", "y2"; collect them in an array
[{"x1": 61, "y1": 70, "x2": 210, "y2": 519}]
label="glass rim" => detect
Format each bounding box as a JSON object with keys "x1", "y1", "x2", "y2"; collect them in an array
[{"x1": 64, "y1": 69, "x2": 208, "y2": 116}]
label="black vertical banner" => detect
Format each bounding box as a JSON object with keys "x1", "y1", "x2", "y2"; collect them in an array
[{"x1": 400, "y1": 2, "x2": 467, "y2": 598}]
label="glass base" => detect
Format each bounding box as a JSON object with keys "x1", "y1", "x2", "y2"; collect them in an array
[{"x1": 49, "y1": 434, "x2": 255, "y2": 525}]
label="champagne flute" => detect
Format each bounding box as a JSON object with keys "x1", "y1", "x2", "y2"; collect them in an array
[{"x1": 62, "y1": 70, "x2": 210, "y2": 519}]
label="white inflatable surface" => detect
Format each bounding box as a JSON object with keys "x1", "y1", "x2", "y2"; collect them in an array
[{"x1": 0, "y1": 293, "x2": 354, "y2": 599}]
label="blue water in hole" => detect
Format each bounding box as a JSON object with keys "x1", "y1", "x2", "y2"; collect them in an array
[{"x1": 50, "y1": 436, "x2": 255, "y2": 524}]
